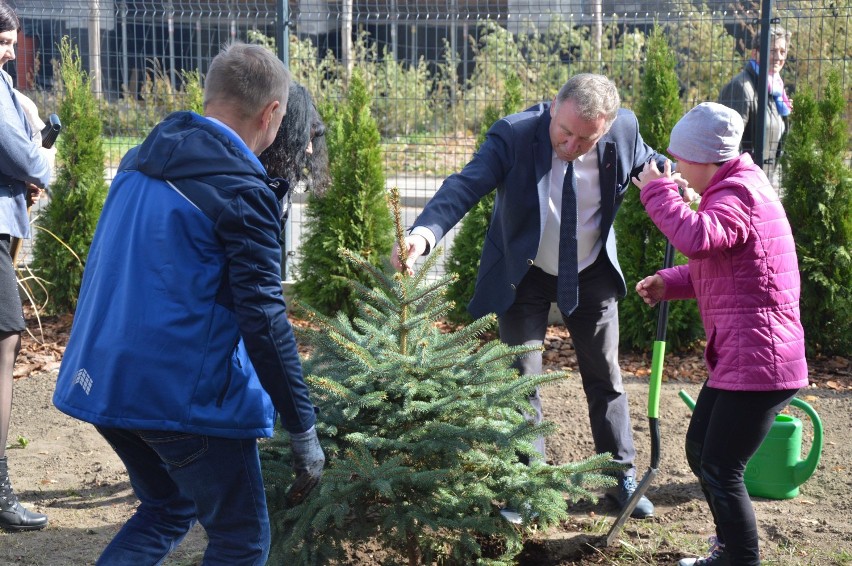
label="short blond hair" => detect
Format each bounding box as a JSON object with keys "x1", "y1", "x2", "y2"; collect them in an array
[{"x1": 203, "y1": 42, "x2": 290, "y2": 120}]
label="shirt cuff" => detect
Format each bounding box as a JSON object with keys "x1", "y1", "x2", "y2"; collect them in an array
[{"x1": 409, "y1": 226, "x2": 436, "y2": 255}]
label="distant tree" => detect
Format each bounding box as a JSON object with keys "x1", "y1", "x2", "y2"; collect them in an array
[
  {"x1": 617, "y1": 25, "x2": 703, "y2": 352},
  {"x1": 292, "y1": 69, "x2": 394, "y2": 318},
  {"x1": 665, "y1": 14, "x2": 738, "y2": 106},
  {"x1": 461, "y1": 22, "x2": 526, "y2": 129},
  {"x1": 781, "y1": 68, "x2": 852, "y2": 356},
  {"x1": 31, "y1": 37, "x2": 108, "y2": 314}
]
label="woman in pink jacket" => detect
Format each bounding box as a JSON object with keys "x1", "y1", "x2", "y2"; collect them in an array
[{"x1": 633, "y1": 102, "x2": 808, "y2": 566}]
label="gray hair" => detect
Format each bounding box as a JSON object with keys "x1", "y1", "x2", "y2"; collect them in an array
[
  {"x1": 554, "y1": 73, "x2": 621, "y2": 126},
  {"x1": 751, "y1": 25, "x2": 792, "y2": 50},
  {"x1": 203, "y1": 42, "x2": 290, "y2": 120}
]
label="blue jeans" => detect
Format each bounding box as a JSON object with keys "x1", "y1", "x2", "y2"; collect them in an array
[{"x1": 95, "y1": 427, "x2": 270, "y2": 566}]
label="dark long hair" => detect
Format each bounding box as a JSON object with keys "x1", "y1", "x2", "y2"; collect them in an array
[
  {"x1": 0, "y1": 0, "x2": 20, "y2": 34},
  {"x1": 259, "y1": 82, "x2": 330, "y2": 197}
]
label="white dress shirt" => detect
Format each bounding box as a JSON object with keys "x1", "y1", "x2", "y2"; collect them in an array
[{"x1": 534, "y1": 147, "x2": 602, "y2": 276}]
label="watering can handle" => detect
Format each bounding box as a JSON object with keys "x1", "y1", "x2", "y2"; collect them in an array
[{"x1": 789, "y1": 397, "x2": 824, "y2": 485}]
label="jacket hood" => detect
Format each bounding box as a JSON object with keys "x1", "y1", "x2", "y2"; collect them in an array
[{"x1": 128, "y1": 111, "x2": 267, "y2": 183}]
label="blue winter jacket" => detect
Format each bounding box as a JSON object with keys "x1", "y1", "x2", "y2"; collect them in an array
[{"x1": 53, "y1": 111, "x2": 317, "y2": 438}]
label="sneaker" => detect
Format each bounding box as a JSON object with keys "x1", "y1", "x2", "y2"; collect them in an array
[
  {"x1": 607, "y1": 474, "x2": 655, "y2": 519},
  {"x1": 677, "y1": 536, "x2": 731, "y2": 565}
]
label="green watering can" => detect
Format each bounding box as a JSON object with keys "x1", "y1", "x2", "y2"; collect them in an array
[{"x1": 678, "y1": 391, "x2": 824, "y2": 500}]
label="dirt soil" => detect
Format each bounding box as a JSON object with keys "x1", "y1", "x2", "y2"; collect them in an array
[{"x1": 2, "y1": 315, "x2": 850, "y2": 565}]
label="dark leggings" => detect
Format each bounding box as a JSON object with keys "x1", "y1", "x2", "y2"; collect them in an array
[{"x1": 685, "y1": 383, "x2": 798, "y2": 566}]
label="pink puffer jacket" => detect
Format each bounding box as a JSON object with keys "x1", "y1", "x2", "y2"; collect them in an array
[{"x1": 639, "y1": 153, "x2": 808, "y2": 391}]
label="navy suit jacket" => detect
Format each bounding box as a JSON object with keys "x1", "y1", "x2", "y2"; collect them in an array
[{"x1": 413, "y1": 102, "x2": 660, "y2": 318}]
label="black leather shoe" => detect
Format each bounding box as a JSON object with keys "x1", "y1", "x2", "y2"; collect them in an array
[
  {"x1": 0, "y1": 500, "x2": 49, "y2": 531},
  {"x1": 0, "y1": 456, "x2": 49, "y2": 532},
  {"x1": 607, "y1": 474, "x2": 655, "y2": 519}
]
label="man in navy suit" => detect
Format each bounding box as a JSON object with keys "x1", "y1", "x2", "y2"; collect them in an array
[{"x1": 392, "y1": 73, "x2": 661, "y2": 519}]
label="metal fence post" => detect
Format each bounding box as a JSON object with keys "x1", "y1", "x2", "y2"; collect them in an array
[{"x1": 753, "y1": 0, "x2": 775, "y2": 170}]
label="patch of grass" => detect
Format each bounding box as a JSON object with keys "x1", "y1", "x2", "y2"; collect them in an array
[
  {"x1": 592, "y1": 521, "x2": 699, "y2": 564},
  {"x1": 168, "y1": 554, "x2": 204, "y2": 566},
  {"x1": 103, "y1": 136, "x2": 144, "y2": 169},
  {"x1": 382, "y1": 131, "x2": 475, "y2": 177},
  {"x1": 5, "y1": 435, "x2": 29, "y2": 449}
]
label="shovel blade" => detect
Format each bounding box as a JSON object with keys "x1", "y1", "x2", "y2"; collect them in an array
[{"x1": 604, "y1": 467, "x2": 658, "y2": 547}]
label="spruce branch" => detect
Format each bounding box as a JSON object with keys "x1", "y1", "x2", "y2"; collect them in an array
[{"x1": 388, "y1": 187, "x2": 409, "y2": 269}]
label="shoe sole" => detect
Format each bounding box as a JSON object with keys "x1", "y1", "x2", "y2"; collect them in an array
[{"x1": 0, "y1": 521, "x2": 49, "y2": 532}]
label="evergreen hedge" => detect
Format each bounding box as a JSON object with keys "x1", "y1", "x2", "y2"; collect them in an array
[
  {"x1": 781, "y1": 68, "x2": 852, "y2": 356},
  {"x1": 616, "y1": 26, "x2": 703, "y2": 353},
  {"x1": 292, "y1": 70, "x2": 394, "y2": 318},
  {"x1": 31, "y1": 37, "x2": 108, "y2": 315}
]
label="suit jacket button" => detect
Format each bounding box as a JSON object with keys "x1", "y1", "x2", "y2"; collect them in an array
[
  {"x1": 510, "y1": 284, "x2": 517, "y2": 291},
  {"x1": 527, "y1": 259, "x2": 534, "y2": 265}
]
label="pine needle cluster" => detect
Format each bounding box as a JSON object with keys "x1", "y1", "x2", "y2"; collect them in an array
[{"x1": 263, "y1": 192, "x2": 617, "y2": 565}]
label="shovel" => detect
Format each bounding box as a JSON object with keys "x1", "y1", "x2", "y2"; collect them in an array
[{"x1": 604, "y1": 239, "x2": 676, "y2": 547}]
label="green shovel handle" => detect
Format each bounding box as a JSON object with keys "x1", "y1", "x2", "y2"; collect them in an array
[{"x1": 648, "y1": 240, "x2": 676, "y2": 420}]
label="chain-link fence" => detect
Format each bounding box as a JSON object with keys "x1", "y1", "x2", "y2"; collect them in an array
[{"x1": 9, "y1": 0, "x2": 851, "y2": 277}]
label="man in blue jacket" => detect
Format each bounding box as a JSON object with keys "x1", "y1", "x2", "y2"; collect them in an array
[
  {"x1": 53, "y1": 42, "x2": 324, "y2": 565},
  {"x1": 392, "y1": 73, "x2": 660, "y2": 519}
]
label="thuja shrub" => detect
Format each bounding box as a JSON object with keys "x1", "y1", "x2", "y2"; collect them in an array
[
  {"x1": 781, "y1": 68, "x2": 852, "y2": 356},
  {"x1": 616, "y1": 25, "x2": 702, "y2": 352},
  {"x1": 292, "y1": 69, "x2": 394, "y2": 318},
  {"x1": 31, "y1": 37, "x2": 108, "y2": 314}
]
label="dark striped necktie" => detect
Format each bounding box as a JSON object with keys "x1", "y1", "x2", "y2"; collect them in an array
[{"x1": 557, "y1": 160, "x2": 579, "y2": 315}]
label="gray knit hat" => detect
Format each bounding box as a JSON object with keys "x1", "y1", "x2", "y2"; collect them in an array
[{"x1": 668, "y1": 102, "x2": 744, "y2": 163}]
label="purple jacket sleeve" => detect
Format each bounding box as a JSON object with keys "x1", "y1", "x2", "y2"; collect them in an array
[
  {"x1": 657, "y1": 265, "x2": 694, "y2": 301},
  {"x1": 639, "y1": 177, "x2": 751, "y2": 260}
]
